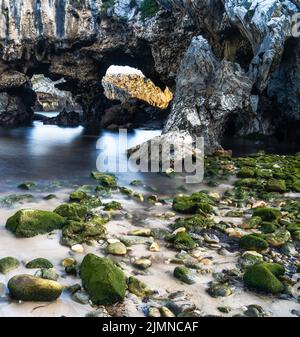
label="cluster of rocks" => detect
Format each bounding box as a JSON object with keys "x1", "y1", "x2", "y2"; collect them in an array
[{"x1": 0, "y1": 151, "x2": 299, "y2": 316}]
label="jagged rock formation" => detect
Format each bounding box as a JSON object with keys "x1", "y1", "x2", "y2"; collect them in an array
[
  {"x1": 0, "y1": 0, "x2": 299, "y2": 150},
  {"x1": 31, "y1": 75, "x2": 81, "y2": 112},
  {"x1": 102, "y1": 66, "x2": 173, "y2": 109}
]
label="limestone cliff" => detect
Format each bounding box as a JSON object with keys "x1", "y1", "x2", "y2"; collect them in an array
[{"x1": 0, "y1": 0, "x2": 299, "y2": 151}]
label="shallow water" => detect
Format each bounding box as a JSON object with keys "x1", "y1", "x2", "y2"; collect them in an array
[{"x1": 0, "y1": 118, "x2": 300, "y2": 317}]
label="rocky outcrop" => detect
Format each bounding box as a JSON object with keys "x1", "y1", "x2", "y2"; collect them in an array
[
  {"x1": 102, "y1": 66, "x2": 173, "y2": 109},
  {"x1": 164, "y1": 36, "x2": 253, "y2": 152}
]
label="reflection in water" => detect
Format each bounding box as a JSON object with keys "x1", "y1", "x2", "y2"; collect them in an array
[{"x1": 0, "y1": 120, "x2": 161, "y2": 192}]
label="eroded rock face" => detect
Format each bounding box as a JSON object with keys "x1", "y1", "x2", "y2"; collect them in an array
[
  {"x1": 164, "y1": 36, "x2": 253, "y2": 152},
  {"x1": 102, "y1": 67, "x2": 173, "y2": 109}
]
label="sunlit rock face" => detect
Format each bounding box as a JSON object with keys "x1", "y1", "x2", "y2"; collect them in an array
[{"x1": 102, "y1": 66, "x2": 173, "y2": 109}]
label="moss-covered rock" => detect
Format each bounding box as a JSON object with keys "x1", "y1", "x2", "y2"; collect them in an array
[
  {"x1": 243, "y1": 262, "x2": 285, "y2": 294},
  {"x1": 91, "y1": 172, "x2": 117, "y2": 188},
  {"x1": 242, "y1": 216, "x2": 262, "y2": 229},
  {"x1": 240, "y1": 234, "x2": 269, "y2": 252},
  {"x1": 61, "y1": 215, "x2": 107, "y2": 247},
  {"x1": 265, "y1": 179, "x2": 287, "y2": 193},
  {"x1": 8, "y1": 274, "x2": 62, "y2": 301},
  {"x1": 264, "y1": 229, "x2": 291, "y2": 247},
  {"x1": 6, "y1": 209, "x2": 65, "y2": 238},
  {"x1": 0, "y1": 257, "x2": 20, "y2": 274},
  {"x1": 234, "y1": 178, "x2": 260, "y2": 188},
  {"x1": 252, "y1": 207, "x2": 281, "y2": 221},
  {"x1": 18, "y1": 181, "x2": 36, "y2": 190},
  {"x1": 26, "y1": 258, "x2": 53, "y2": 269},
  {"x1": 207, "y1": 283, "x2": 232, "y2": 297},
  {"x1": 80, "y1": 254, "x2": 127, "y2": 305},
  {"x1": 171, "y1": 215, "x2": 214, "y2": 232},
  {"x1": 172, "y1": 192, "x2": 214, "y2": 214},
  {"x1": 260, "y1": 221, "x2": 278, "y2": 233},
  {"x1": 54, "y1": 203, "x2": 89, "y2": 220},
  {"x1": 35, "y1": 268, "x2": 59, "y2": 281},
  {"x1": 128, "y1": 276, "x2": 152, "y2": 297},
  {"x1": 69, "y1": 190, "x2": 88, "y2": 202},
  {"x1": 104, "y1": 201, "x2": 122, "y2": 211},
  {"x1": 237, "y1": 167, "x2": 255, "y2": 178},
  {"x1": 168, "y1": 231, "x2": 196, "y2": 250},
  {"x1": 173, "y1": 266, "x2": 195, "y2": 284},
  {"x1": 239, "y1": 251, "x2": 263, "y2": 269}
]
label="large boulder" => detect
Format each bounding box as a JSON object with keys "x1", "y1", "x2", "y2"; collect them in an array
[
  {"x1": 6, "y1": 209, "x2": 65, "y2": 237},
  {"x1": 8, "y1": 274, "x2": 63, "y2": 301},
  {"x1": 80, "y1": 254, "x2": 127, "y2": 305}
]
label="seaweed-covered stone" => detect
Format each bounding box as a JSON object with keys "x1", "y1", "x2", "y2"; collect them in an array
[
  {"x1": 264, "y1": 229, "x2": 291, "y2": 247},
  {"x1": 69, "y1": 190, "x2": 88, "y2": 202},
  {"x1": 91, "y1": 172, "x2": 117, "y2": 188},
  {"x1": 207, "y1": 283, "x2": 232, "y2": 297},
  {"x1": 252, "y1": 208, "x2": 281, "y2": 221},
  {"x1": 61, "y1": 216, "x2": 107, "y2": 247},
  {"x1": 18, "y1": 181, "x2": 36, "y2": 190},
  {"x1": 54, "y1": 203, "x2": 89, "y2": 220},
  {"x1": 8, "y1": 274, "x2": 62, "y2": 301},
  {"x1": 173, "y1": 266, "x2": 195, "y2": 284},
  {"x1": 237, "y1": 168, "x2": 255, "y2": 178},
  {"x1": 240, "y1": 234, "x2": 269, "y2": 252},
  {"x1": 35, "y1": 268, "x2": 59, "y2": 281},
  {"x1": 171, "y1": 215, "x2": 214, "y2": 232},
  {"x1": 26, "y1": 258, "x2": 53, "y2": 269},
  {"x1": 260, "y1": 221, "x2": 278, "y2": 233},
  {"x1": 128, "y1": 276, "x2": 152, "y2": 297},
  {"x1": 235, "y1": 178, "x2": 260, "y2": 188},
  {"x1": 172, "y1": 192, "x2": 214, "y2": 214},
  {"x1": 130, "y1": 180, "x2": 143, "y2": 186},
  {"x1": 0, "y1": 257, "x2": 20, "y2": 274},
  {"x1": 106, "y1": 242, "x2": 127, "y2": 256},
  {"x1": 6, "y1": 209, "x2": 65, "y2": 238},
  {"x1": 80, "y1": 254, "x2": 126, "y2": 305},
  {"x1": 265, "y1": 179, "x2": 286, "y2": 193},
  {"x1": 239, "y1": 251, "x2": 263, "y2": 269},
  {"x1": 243, "y1": 263, "x2": 285, "y2": 294},
  {"x1": 168, "y1": 231, "x2": 196, "y2": 250},
  {"x1": 104, "y1": 201, "x2": 122, "y2": 211},
  {"x1": 242, "y1": 216, "x2": 262, "y2": 229}
]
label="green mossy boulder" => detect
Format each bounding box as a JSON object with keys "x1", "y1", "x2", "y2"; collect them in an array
[
  {"x1": 243, "y1": 262, "x2": 285, "y2": 294},
  {"x1": 240, "y1": 234, "x2": 269, "y2": 252},
  {"x1": 239, "y1": 251, "x2": 263, "y2": 269},
  {"x1": 252, "y1": 207, "x2": 281, "y2": 221},
  {"x1": 260, "y1": 221, "x2": 278, "y2": 234},
  {"x1": 26, "y1": 258, "x2": 53, "y2": 269},
  {"x1": 168, "y1": 231, "x2": 196, "y2": 250},
  {"x1": 80, "y1": 254, "x2": 127, "y2": 305},
  {"x1": 91, "y1": 172, "x2": 117, "y2": 188},
  {"x1": 128, "y1": 276, "x2": 152, "y2": 297},
  {"x1": 173, "y1": 266, "x2": 195, "y2": 284},
  {"x1": 171, "y1": 215, "x2": 214, "y2": 232},
  {"x1": 61, "y1": 215, "x2": 107, "y2": 247},
  {"x1": 234, "y1": 178, "x2": 260, "y2": 188},
  {"x1": 18, "y1": 181, "x2": 36, "y2": 190},
  {"x1": 265, "y1": 179, "x2": 287, "y2": 193},
  {"x1": 54, "y1": 203, "x2": 89, "y2": 220},
  {"x1": 243, "y1": 216, "x2": 262, "y2": 229},
  {"x1": 69, "y1": 190, "x2": 88, "y2": 202},
  {"x1": 35, "y1": 268, "x2": 59, "y2": 281},
  {"x1": 0, "y1": 257, "x2": 20, "y2": 274},
  {"x1": 8, "y1": 274, "x2": 62, "y2": 301},
  {"x1": 104, "y1": 201, "x2": 122, "y2": 211},
  {"x1": 264, "y1": 229, "x2": 291, "y2": 247},
  {"x1": 6, "y1": 209, "x2": 65, "y2": 238},
  {"x1": 255, "y1": 169, "x2": 273, "y2": 179},
  {"x1": 172, "y1": 192, "x2": 214, "y2": 215},
  {"x1": 237, "y1": 168, "x2": 255, "y2": 178}
]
